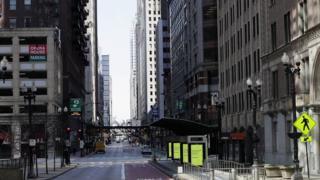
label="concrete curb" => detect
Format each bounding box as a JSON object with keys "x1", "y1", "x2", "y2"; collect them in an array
[
  {"x1": 148, "y1": 160, "x2": 176, "y2": 178},
  {"x1": 45, "y1": 164, "x2": 78, "y2": 180}
]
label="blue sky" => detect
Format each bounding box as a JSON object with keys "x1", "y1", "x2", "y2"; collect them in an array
[{"x1": 97, "y1": 0, "x2": 137, "y2": 123}]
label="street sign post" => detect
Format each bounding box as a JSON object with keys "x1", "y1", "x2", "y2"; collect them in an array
[
  {"x1": 299, "y1": 135, "x2": 312, "y2": 179},
  {"x1": 294, "y1": 112, "x2": 316, "y2": 135},
  {"x1": 69, "y1": 98, "x2": 82, "y2": 112},
  {"x1": 299, "y1": 135, "x2": 312, "y2": 143}
]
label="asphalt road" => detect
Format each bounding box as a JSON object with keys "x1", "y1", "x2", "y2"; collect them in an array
[{"x1": 53, "y1": 142, "x2": 171, "y2": 180}]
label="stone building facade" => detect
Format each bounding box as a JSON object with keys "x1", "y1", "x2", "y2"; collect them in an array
[{"x1": 261, "y1": 0, "x2": 320, "y2": 173}]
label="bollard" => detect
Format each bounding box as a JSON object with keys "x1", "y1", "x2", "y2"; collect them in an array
[
  {"x1": 252, "y1": 164, "x2": 260, "y2": 180},
  {"x1": 231, "y1": 168, "x2": 237, "y2": 180},
  {"x1": 209, "y1": 168, "x2": 214, "y2": 180}
]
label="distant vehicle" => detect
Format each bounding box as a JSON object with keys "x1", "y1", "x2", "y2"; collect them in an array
[
  {"x1": 95, "y1": 141, "x2": 106, "y2": 153},
  {"x1": 141, "y1": 145, "x2": 152, "y2": 155},
  {"x1": 116, "y1": 139, "x2": 120, "y2": 143}
]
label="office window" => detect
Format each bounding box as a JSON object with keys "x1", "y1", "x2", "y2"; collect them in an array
[
  {"x1": 245, "y1": 57, "x2": 248, "y2": 77},
  {"x1": 303, "y1": 57, "x2": 310, "y2": 92},
  {"x1": 254, "y1": 51, "x2": 257, "y2": 73},
  {"x1": 24, "y1": 0, "x2": 31, "y2": 10},
  {"x1": 299, "y1": 0, "x2": 308, "y2": 34},
  {"x1": 257, "y1": 49, "x2": 260, "y2": 72},
  {"x1": 9, "y1": 18, "x2": 16, "y2": 28},
  {"x1": 284, "y1": 12, "x2": 291, "y2": 43},
  {"x1": 271, "y1": 22, "x2": 277, "y2": 51},
  {"x1": 241, "y1": 59, "x2": 243, "y2": 79},
  {"x1": 272, "y1": 70, "x2": 279, "y2": 99},
  {"x1": 270, "y1": 0, "x2": 275, "y2": 6},
  {"x1": 245, "y1": 24, "x2": 247, "y2": 44},
  {"x1": 10, "y1": 0, "x2": 16, "y2": 10},
  {"x1": 236, "y1": 0, "x2": 239, "y2": 18},
  {"x1": 248, "y1": 22, "x2": 250, "y2": 42},
  {"x1": 244, "y1": 0, "x2": 246, "y2": 12},
  {"x1": 256, "y1": 14, "x2": 259, "y2": 35},
  {"x1": 248, "y1": 55, "x2": 251, "y2": 76},
  {"x1": 24, "y1": 17, "x2": 31, "y2": 27},
  {"x1": 272, "y1": 120, "x2": 277, "y2": 152},
  {"x1": 253, "y1": 16, "x2": 256, "y2": 38}
]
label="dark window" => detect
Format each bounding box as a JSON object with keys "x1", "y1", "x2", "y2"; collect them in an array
[
  {"x1": 271, "y1": 22, "x2": 277, "y2": 51},
  {"x1": 9, "y1": 0, "x2": 16, "y2": 10},
  {"x1": 256, "y1": 13, "x2": 259, "y2": 35},
  {"x1": 0, "y1": 106, "x2": 13, "y2": 113},
  {"x1": 24, "y1": 0, "x2": 31, "y2": 10},
  {"x1": 9, "y1": 18, "x2": 16, "y2": 28},
  {"x1": 299, "y1": 0, "x2": 308, "y2": 34},
  {"x1": 272, "y1": 70, "x2": 279, "y2": 99},
  {"x1": 284, "y1": 12, "x2": 291, "y2": 43},
  {"x1": 24, "y1": 17, "x2": 31, "y2": 27},
  {"x1": 253, "y1": 16, "x2": 256, "y2": 38}
]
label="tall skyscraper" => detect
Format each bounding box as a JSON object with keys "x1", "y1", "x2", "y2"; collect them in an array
[
  {"x1": 155, "y1": 0, "x2": 170, "y2": 120},
  {"x1": 135, "y1": 0, "x2": 162, "y2": 124},
  {"x1": 99, "y1": 55, "x2": 111, "y2": 126},
  {"x1": 130, "y1": 21, "x2": 138, "y2": 126},
  {"x1": 84, "y1": 0, "x2": 99, "y2": 126}
]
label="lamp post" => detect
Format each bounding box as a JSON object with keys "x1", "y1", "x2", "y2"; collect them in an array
[
  {"x1": 0, "y1": 56, "x2": 8, "y2": 83},
  {"x1": 58, "y1": 106, "x2": 69, "y2": 167},
  {"x1": 211, "y1": 91, "x2": 225, "y2": 159},
  {"x1": 246, "y1": 78, "x2": 262, "y2": 165},
  {"x1": 281, "y1": 52, "x2": 303, "y2": 180},
  {"x1": 21, "y1": 83, "x2": 37, "y2": 178}
]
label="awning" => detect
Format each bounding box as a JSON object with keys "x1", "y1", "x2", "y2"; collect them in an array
[{"x1": 149, "y1": 117, "x2": 218, "y2": 136}]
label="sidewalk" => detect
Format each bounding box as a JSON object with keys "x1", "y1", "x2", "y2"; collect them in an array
[
  {"x1": 29, "y1": 150, "x2": 89, "y2": 180},
  {"x1": 149, "y1": 160, "x2": 196, "y2": 180},
  {"x1": 150, "y1": 159, "x2": 320, "y2": 180}
]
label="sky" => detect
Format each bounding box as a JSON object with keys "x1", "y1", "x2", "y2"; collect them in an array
[{"x1": 97, "y1": 0, "x2": 137, "y2": 123}]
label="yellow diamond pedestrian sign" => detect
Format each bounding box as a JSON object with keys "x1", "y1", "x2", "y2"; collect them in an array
[
  {"x1": 294, "y1": 112, "x2": 316, "y2": 135},
  {"x1": 300, "y1": 135, "x2": 312, "y2": 143}
]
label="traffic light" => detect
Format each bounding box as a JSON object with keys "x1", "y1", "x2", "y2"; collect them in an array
[{"x1": 66, "y1": 127, "x2": 71, "y2": 134}]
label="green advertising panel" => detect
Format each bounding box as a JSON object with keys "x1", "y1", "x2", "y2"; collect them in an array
[
  {"x1": 191, "y1": 144, "x2": 204, "y2": 166},
  {"x1": 168, "y1": 142, "x2": 172, "y2": 158},
  {"x1": 70, "y1": 98, "x2": 82, "y2": 112},
  {"x1": 173, "y1": 142, "x2": 181, "y2": 160},
  {"x1": 182, "y1": 143, "x2": 189, "y2": 163}
]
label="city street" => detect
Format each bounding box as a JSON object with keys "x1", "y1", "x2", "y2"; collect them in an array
[{"x1": 53, "y1": 142, "x2": 171, "y2": 180}]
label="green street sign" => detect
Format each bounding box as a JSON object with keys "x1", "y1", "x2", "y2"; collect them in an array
[{"x1": 69, "y1": 98, "x2": 82, "y2": 112}]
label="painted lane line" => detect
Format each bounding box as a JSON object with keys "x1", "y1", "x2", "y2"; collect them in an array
[{"x1": 121, "y1": 163, "x2": 125, "y2": 180}]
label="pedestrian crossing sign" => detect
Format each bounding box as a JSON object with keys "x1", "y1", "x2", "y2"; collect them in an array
[
  {"x1": 294, "y1": 112, "x2": 316, "y2": 135},
  {"x1": 300, "y1": 135, "x2": 312, "y2": 143}
]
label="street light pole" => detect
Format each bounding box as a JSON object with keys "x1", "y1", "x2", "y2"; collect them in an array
[
  {"x1": 22, "y1": 84, "x2": 37, "y2": 178},
  {"x1": 281, "y1": 52, "x2": 303, "y2": 180},
  {"x1": 246, "y1": 77, "x2": 261, "y2": 165},
  {"x1": 211, "y1": 91, "x2": 224, "y2": 159}
]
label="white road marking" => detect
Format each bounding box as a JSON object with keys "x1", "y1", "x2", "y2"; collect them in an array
[{"x1": 121, "y1": 163, "x2": 125, "y2": 180}]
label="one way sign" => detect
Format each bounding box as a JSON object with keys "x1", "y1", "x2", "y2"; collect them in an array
[{"x1": 300, "y1": 135, "x2": 312, "y2": 143}]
